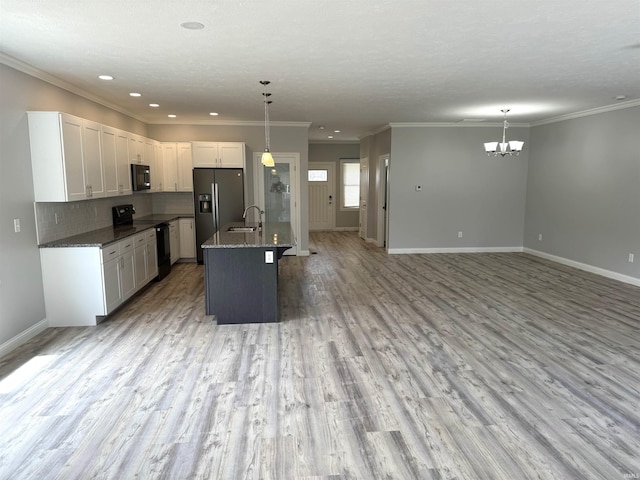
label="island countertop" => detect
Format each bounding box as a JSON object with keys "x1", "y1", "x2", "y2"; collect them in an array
[{"x1": 202, "y1": 222, "x2": 296, "y2": 249}]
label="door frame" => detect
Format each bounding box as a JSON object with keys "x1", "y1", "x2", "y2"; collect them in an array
[
  {"x1": 377, "y1": 154, "x2": 390, "y2": 248},
  {"x1": 253, "y1": 152, "x2": 301, "y2": 256},
  {"x1": 308, "y1": 161, "x2": 336, "y2": 231}
]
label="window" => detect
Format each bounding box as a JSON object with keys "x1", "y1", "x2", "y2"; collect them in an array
[
  {"x1": 341, "y1": 160, "x2": 360, "y2": 209},
  {"x1": 308, "y1": 169, "x2": 328, "y2": 182}
]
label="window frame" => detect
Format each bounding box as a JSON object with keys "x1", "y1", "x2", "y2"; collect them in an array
[{"x1": 340, "y1": 159, "x2": 360, "y2": 211}]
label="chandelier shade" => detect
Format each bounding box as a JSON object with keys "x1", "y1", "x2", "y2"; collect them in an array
[{"x1": 484, "y1": 109, "x2": 524, "y2": 156}]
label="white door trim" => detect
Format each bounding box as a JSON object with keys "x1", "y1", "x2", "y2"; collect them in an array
[
  {"x1": 377, "y1": 154, "x2": 390, "y2": 248},
  {"x1": 253, "y1": 152, "x2": 301, "y2": 256}
]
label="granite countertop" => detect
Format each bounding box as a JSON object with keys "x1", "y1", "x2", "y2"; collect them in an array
[
  {"x1": 202, "y1": 222, "x2": 296, "y2": 249},
  {"x1": 133, "y1": 213, "x2": 193, "y2": 224},
  {"x1": 40, "y1": 213, "x2": 194, "y2": 248},
  {"x1": 39, "y1": 225, "x2": 155, "y2": 248}
]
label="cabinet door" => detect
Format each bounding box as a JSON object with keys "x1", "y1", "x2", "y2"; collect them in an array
[
  {"x1": 115, "y1": 130, "x2": 132, "y2": 195},
  {"x1": 129, "y1": 133, "x2": 143, "y2": 164},
  {"x1": 101, "y1": 125, "x2": 119, "y2": 197},
  {"x1": 162, "y1": 143, "x2": 178, "y2": 192},
  {"x1": 169, "y1": 221, "x2": 180, "y2": 264},
  {"x1": 177, "y1": 143, "x2": 193, "y2": 191},
  {"x1": 153, "y1": 141, "x2": 164, "y2": 192},
  {"x1": 120, "y1": 247, "x2": 136, "y2": 300},
  {"x1": 82, "y1": 120, "x2": 105, "y2": 198},
  {"x1": 218, "y1": 143, "x2": 244, "y2": 168},
  {"x1": 179, "y1": 219, "x2": 195, "y2": 258},
  {"x1": 60, "y1": 114, "x2": 87, "y2": 201},
  {"x1": 103, "y1": 257, "x2": 122, "y2": 314},
  {"x1": 191, "y1": 142, "x2": 219, "y2": 167}
]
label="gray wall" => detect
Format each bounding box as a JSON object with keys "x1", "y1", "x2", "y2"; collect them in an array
[
  {"x1": 0, "y1": 64, "x2": 147, "y2": 347},
  {"x1": 524, "y1": 106, "x2": 640, "y2": 277},
  {"x1": 147, "y1": 123, "x2": 310, "y2": 252},
  {"x1": 387, "y1": 125, "x2": 529, "y2": 250},
  {"x1": 309, "y1": 142, "x2": 360, "y2": 229}
]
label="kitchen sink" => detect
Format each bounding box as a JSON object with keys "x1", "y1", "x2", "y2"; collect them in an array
[{"x1": 227, "y1": 226, "x2": 259, "y2": 232}]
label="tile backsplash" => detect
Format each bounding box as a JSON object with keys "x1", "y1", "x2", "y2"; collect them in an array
[{"x1": 35, "y1": 192, "x2": 193, "y2": 245}]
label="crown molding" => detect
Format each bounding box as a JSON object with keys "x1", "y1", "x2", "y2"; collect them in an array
[
  {"x1": 389, "y1": 122, "x2": 529, "y2": 128},
  {"x1": 0, "y1": 51, "x2": 147, "y2": 123},
  {"x1": 530, "y1": 99, "x2": 640, "y2": 126},
  {"x1": 309, "y1": 140, "x2": 360, "y2": 145},
  {"x1": 146, "y1": 119, "x2": 311, "y2": 128}
]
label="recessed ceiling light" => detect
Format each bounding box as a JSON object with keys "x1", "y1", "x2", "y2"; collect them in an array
[
  {"x1": 168, "y1": 114, "x2": 177, "y2": 118},
  {"x1": 318, "y1": 125, "x2": 325, "y2": 130},
  {"x1": 614, "y1": 95, "x2": 627, "y2": 101},
  {"x1": 98, "y1": 75, "x2": 113, "y2": 81},
  {"x1": 129, "y1": 92, "x2": 142, "y2": 97},
  {"x1": 328, "y1": 135, "x2": 334, "y2": 139},
  {"x1": 334, "y1": 130, "x2": 341, "y2": 133},
  {"x1": 180, "y1": 21, "x2": 205, "y2": 30},
  {"x1": 149, "y1": 103, "x2": 160, "y2": 108},
  {"x1": 209, "y1": 112, "x2": 219, "y2": 116}
]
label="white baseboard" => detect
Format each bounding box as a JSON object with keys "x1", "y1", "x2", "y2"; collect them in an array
[
  {"x1": 366, "y1": 237, "x2": 378, "y2": 244},
  {"x1": 524, "y1": 248, "x2": 640, "y2": 287},
  {"x1": 334, "y1": 227, "x2": 359, "y2": 232},
  {"x1": 298, "y1": 250, "x2": 310, "y2": 257},
  {"x1": 0, "y1": 318, "x2": 49, "y2": 359},
  {"x1": 388, "y1": 246, "x2": 524, "y2": 254}
]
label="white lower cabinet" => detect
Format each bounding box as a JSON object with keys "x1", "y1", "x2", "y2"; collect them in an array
[
  {"x1": 39, "y1": 228, "x2": 158, "y2": 327},
  {"x1": 179, "y1": 218, "x2": 196, "y2": 259},
  {"x1": 169, "y1": 220, "x2": 180, "y2": 264}
]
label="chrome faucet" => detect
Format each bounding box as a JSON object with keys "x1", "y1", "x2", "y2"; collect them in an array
[{"x1": 243, "y1": 205, "x2": 264, "y2": 228}]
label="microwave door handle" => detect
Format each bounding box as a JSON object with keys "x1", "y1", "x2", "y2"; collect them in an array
[{"x1": 212, "y1": 183, "x2": 220, "y2": 232}]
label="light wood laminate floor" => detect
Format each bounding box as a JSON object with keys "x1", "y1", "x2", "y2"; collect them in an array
[{"x1": 1, "y1": 232, "x2": 639, "y2": 479}]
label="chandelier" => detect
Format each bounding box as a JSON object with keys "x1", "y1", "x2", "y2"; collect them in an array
[
  {"x1": 260, "y1": 80, "x2": 275, "y2": 167},
  {"x1": 484, "y1": 109, "x2": 524, "y2": 156}
]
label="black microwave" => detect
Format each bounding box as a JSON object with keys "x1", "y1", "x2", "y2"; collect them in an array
[{"x1": 131, "y1": 164, "x2": 151, "y2": 191}]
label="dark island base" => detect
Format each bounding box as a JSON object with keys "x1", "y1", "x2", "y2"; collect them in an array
[{"x1": 204, "y1": 246, "x2": 290, "y2": 324}]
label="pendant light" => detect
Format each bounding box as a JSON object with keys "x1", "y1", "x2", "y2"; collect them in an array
[
  {"x1": 484, "y1": 109, "x2": 524, "y2": 156},
  {"x1": 260, "y1": 80, "x2": 275, "y2": 167}
]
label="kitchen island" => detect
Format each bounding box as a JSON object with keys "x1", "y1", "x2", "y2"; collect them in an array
[{"x1": 202, "y1": 222, "x2": 295, "y2": 324}]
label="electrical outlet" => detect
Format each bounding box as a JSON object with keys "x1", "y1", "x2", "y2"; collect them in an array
[
  {"x1": 13, "y1": 218, "x2": 21, "y2": 233},
  {"x1": 94, "y1": 207, "x2": 98, "y2": 217},
  {"x1": 629, "y1": 253, "x2": 634, "y2": 263},
  {"x1": 538, "y1": 233, "x2": 543, "y2": 241},
  {"x1": 458, "y1": 231, "x2": 463, "y2": 238},
  {"x1": 415, "y1": 185, "x2": 422, "y2": 192},
  {"x1": 265, "y1": 251, "x2": 274, "y2": 264},
  {"x1": 55, "y1": 213, "x2": 59, "y2": 225}
]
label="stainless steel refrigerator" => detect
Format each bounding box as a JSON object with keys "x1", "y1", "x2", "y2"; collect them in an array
[{"x1": 193, "y1": 168, "x2": 245, "y2": 263}]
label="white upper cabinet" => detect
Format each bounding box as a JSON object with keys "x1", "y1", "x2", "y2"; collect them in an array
[
  {"x1": 162, "y1": 143, "x2": 178, "y2": 192},
  {"x1": 161, "y1": 142, "x2": 193, "y2": 192},
  {"x1": 153, "y1": 141, "x2": 164, "y2": 192},
  {"x1": 177, "y1": 143, "x2": 193, "y2": 191},
  {"x1": 115, "y1": 130, "x2": 132, "y2": 195},
  {"x1": 101, "y1": 125, "x2": 119, "y2": 197},
  {"x1": 191, "y1": 142, "x2": 245, "y2": 168},
  {"x1": 81, "y1": 119, "x2": 105, "y2": 198},
  {"x1": 27, "y1": 112, "x2": 107, "y2": 202},
  {"x1": 129, "y1": 133, "x2": 145, "y2": 164}
]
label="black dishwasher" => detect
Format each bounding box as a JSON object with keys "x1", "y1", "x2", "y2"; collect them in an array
[{"x1": 155, "y1": 223, "x2": 171, "y2": 281}]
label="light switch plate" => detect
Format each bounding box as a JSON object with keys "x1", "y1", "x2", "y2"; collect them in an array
[{"x1": 265, "y1": 251, "x2": 274, "y2": 264}]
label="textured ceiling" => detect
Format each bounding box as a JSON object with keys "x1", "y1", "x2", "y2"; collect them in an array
[{"x1": 1, "y1": 0, "x2": 639, "y2": 141}]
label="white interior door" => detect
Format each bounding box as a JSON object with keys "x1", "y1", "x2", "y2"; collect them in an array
[
  {"x1": 377, "y1": 154, "x2": 390, "y2": 248},
  {"x1": 308, "y1": 162, "x2": 335, "y2": 231},
  {"x1": 255, "y1": 153, "x2": 301, "y2": 256},
  {"x1": 359, "y1": 157, "x2": 369, "y2": 240}
]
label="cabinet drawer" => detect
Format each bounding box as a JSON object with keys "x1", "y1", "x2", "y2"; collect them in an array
[
  {"x1": 145, "y1": 228, "x2": 157, "y2": 243},
  {"x1": 119, "y1": 238, "x2": 134, "y2": 254},
  {"x1": 101, "y1": 243, "x2": 121, "y2": 263},
  {"x1": 134, "y1": 232, "x2": 147, "y2": 246}
]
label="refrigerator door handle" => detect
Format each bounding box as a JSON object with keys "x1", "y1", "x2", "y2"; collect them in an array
[{"x1": 212, "y1": 182, "x2": 220, "y2": 232}]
